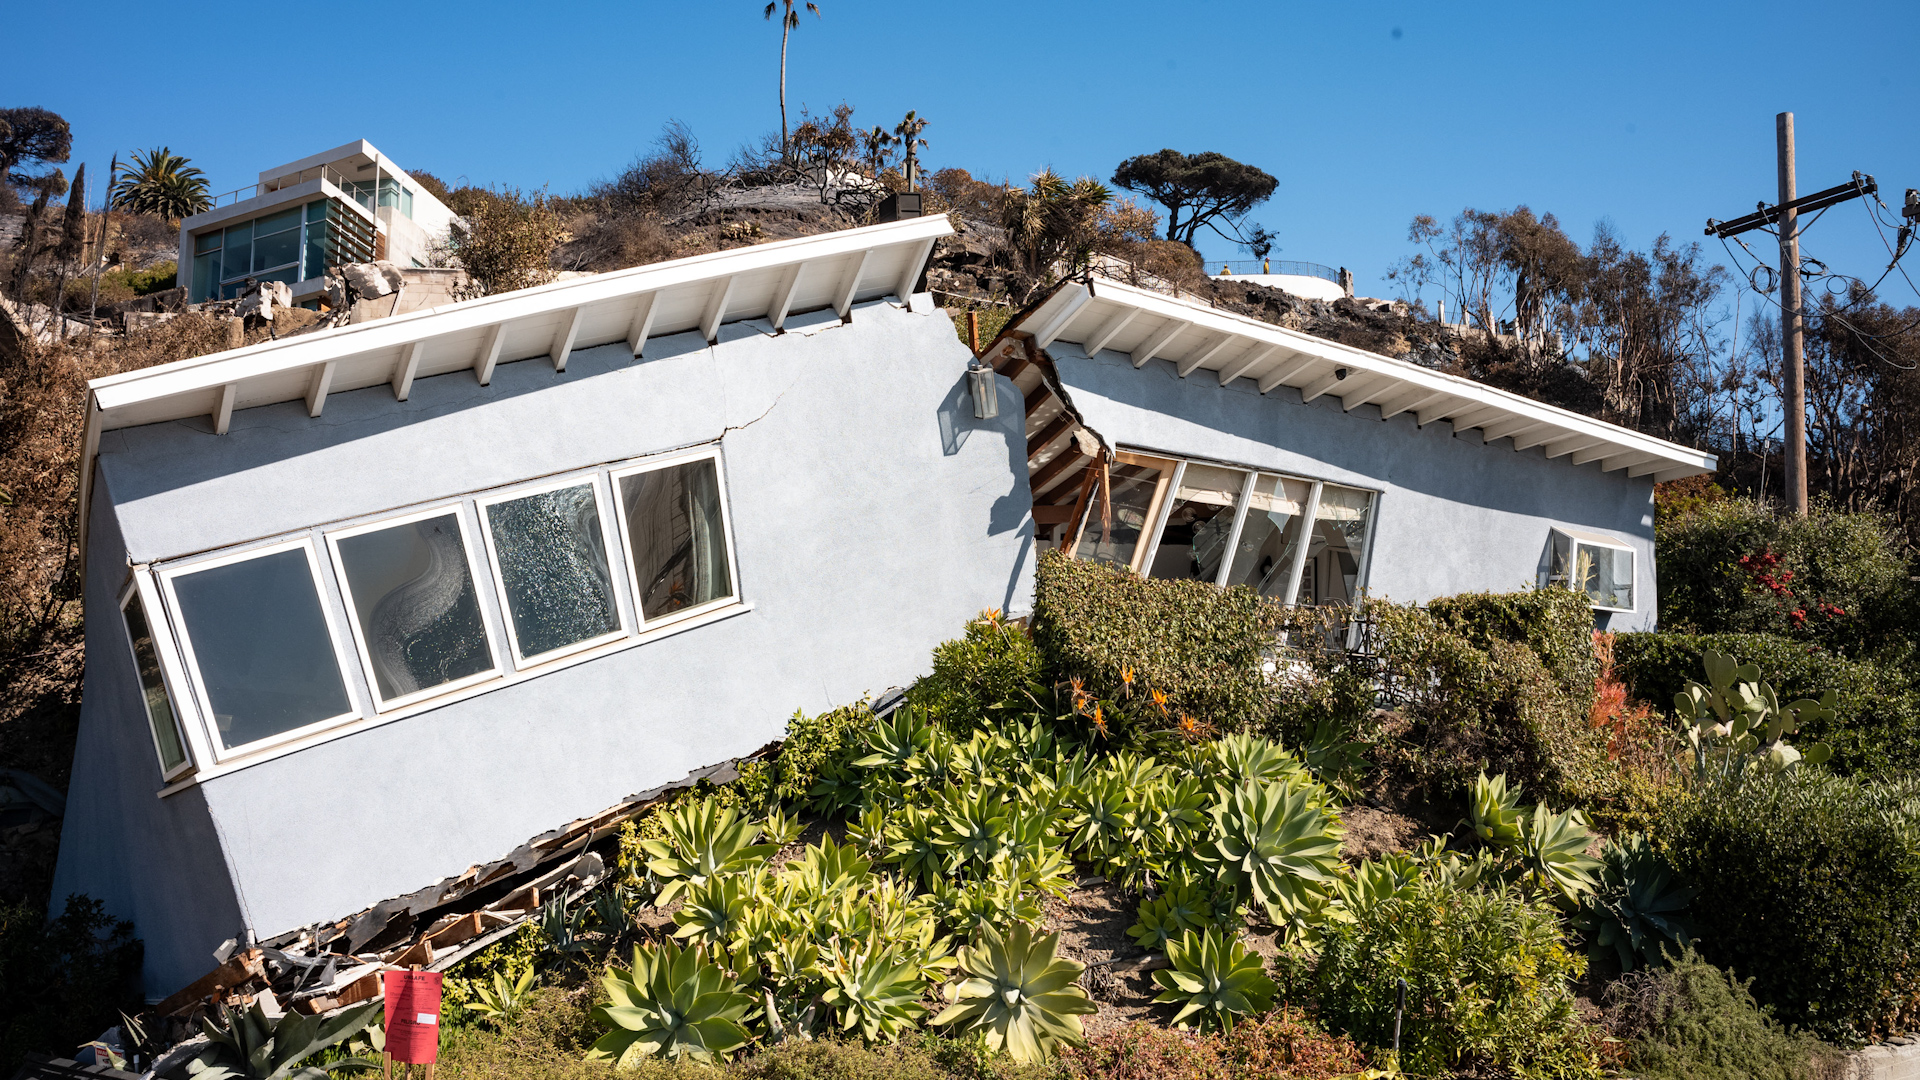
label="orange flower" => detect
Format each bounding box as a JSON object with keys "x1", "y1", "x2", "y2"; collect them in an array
[
  {"x1": 1121, "y1": 666, "x2": 1135, "y2": 687},
  {"x1": 1091, "y1": 704, "x2": 1109, "y2": 738},
  {"x1": 1151, "y1": 688, "x2": 1169, "y2": 715},
  {"x1": 1175, "y1": 714, "x2": 1213, "y2": 742}
]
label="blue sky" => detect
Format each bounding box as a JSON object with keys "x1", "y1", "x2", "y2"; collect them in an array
[{"x1": 7, "y1": 0, "x2": 1918, "y2": 312}]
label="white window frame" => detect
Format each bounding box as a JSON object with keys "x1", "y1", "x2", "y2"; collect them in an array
[
  {"x1": 1545, "y1": 526, "x2": 1636, "y2": 614},
  {"x1": 157, "y1": 537, "x2": 364, "y2": 764},
  {"x1": 476, "y1": 473, "x2": 631, "y2": 668},
  {"x1": 325, "y1": 503, "x2": 504, "y2": 711},
  {"x1": 608, "y1": 447, "x2": 744, "y2": 632},
  {"x1": 118, "y1": 576, "x2": 197, "y2": 783}
]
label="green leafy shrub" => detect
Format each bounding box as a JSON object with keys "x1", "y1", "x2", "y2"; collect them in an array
[
  {"x1": 1058, "y1": 1009, "x2": 1370, "y2": 1079},
  {"x1": 906, "y1": 613, "x2": 1047, "y2": 730},
  {"x1": 1031, "y1": 550, "x2": 1285, "y2": 739},
  {"x1": 1656, "y1": 768, "x2": 1920, "y2": 1041},
  {"x1": 1311, "y1": 877, "x2": 1600, "y2": 1078},
  {"x1": 1656, "y1": 499, "x2": 1917, "y2": 656},
  {"x1": 1427, "y1": 588, "x2": 1600, "y2": 704},
  {"x1": 0, "y1": 895, "x2": 143, "y2": 1077},
  {"x1": 1606, "y1": 948, "x2": 1829, "y2": 1080},
  {"x1": 1614, "y1": 631, "x2": 1920, "y2": 773}
]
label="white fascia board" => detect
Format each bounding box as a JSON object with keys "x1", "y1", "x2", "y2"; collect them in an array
[
  {"x1": 1033, "y1": 276, "x2": 1717, "y2": 479},
  {"x1": 257, "y1": 139, "x2": 376, "y2": 184},
  {"x1": 91, "y1": 215, "x2": 953, "y2": 421}
]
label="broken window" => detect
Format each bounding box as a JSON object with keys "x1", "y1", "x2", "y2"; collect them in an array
[
  {"x1": 330, "y1": 509, "x2": 497, "y2": 707},
  {"x1": 1146, "y1": 463, "x2": 1249, "y2": 582},
  {"x1": 616, "y1": 455, "x2": 737, "y2": 623},
  {"x1": 1543, "y1": 528, "x2": 1635, "y2": 612},
  {"x1": 1071, "y1": 452, "x2": 1174, "y2": 571},
  {"x1": 1223, "y1": 474, "x2": 1312, "y2": 598},
  {"x1": 164, "y1": 542, "x2": 355, "y2": 753},
  {"x1": 120, "y1": 585, "x2": 190, "y2": 779},
  {"x1": 481, "y1": 480, "x2": 624, "y2": 664},
  {"x1": 1297, "y1": 484, "x2": 1375, "y2": 608}
]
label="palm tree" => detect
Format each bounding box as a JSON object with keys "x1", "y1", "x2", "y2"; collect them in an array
[
  {"x1": 762, "y1": 0, "x2": 822, "y2": 161},
  {"x1": 860, "y1": 125, "x2": 896, "y2": 177},
  {"x1": 892, "y1": 111, "x2": 928, "y2": 191},
  {"x1": 108, "y1": 147, "x2": 211, "y2": 220}
]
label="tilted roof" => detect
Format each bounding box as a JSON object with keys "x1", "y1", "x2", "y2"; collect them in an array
[{"x1": 1009, "y1": 276, "x2": 1717, "y2": 483}]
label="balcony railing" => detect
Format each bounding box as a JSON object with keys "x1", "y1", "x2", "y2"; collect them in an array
[
  {"x1": 1211, "y1": 259, "x2": 1341, "y2": 283},
  {"x1": 204, "y1": 164, "x2": 361, "y2": 210}
]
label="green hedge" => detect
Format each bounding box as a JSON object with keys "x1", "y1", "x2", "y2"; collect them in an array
[
  {"x1": 1608, "y1": 948, "x2": 1827, "y2": 1080},
  {"x1": 905, "y1": 614, "x2": 1047, "y2": 731},
  {"x1": 1656, "y1": 770, "x2": 1920, "y2": 1043},
  {"x1": 1613, "y1": 632, "x2": 1920, "y2": 774},
  {"x1": 1031, "y1": 550, "x2": 1284, "y2": 738}
]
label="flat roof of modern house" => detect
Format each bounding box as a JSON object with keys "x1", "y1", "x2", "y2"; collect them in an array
[
  {"x1": 80, "y1": 214, "x2": 953, "y2": 563},
  {"x1": 1004, "y1": 276, "x2": 1717, "y2": 483}
]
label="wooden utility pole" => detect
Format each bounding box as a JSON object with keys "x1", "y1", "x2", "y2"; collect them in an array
[
  {"x1": 1776, "y1": 113, "x2": 1807, "y2": 515},
  {"x1": 1706, "y1": 119, "x2": 1876, "y2": 517}
]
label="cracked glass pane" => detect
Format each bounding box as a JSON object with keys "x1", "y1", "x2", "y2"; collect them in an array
[
  {"x1": 485, "y1": 483, "x2": 621, "y2": 660},
  {"x1": 335, "y1": 513, "x2": 494, "y2": 702},
  {"x1": 619, "y1": 459, "x2": 735, "y2": 621}
]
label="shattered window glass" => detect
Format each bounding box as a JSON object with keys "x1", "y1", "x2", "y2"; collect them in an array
[
  {"x1": 1224, "y1": 474, "x2": 1312, "y2": 598},
  {"x1": 1146, "y1": 463, "x2": 1248, "y2": 583},
  {"x1": 334, "y1": 512, "x2": 495, "y2": 704},
  {"x1": 619, "y1": 459, "x2": 736, "y2": 622},
  {"x1": 484, "y1": 483, "x2": 622, "y2": 661},
  {"x1": 171, "y1": 547, "x2": 353, "y2": 750},
  {"x1": 122, "y1": 592, "x2": 187, "y2": 773},
  {"x1": 1074, "y1": 459, "x2": 1166, "y2": 569},
  {"x1": 1298, "y1": 484, "x2": 1374, "y2": 607}
]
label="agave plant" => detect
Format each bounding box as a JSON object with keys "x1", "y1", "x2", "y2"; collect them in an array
[
  {"x1": 851, "y1": 708, "x2": 935, "y2": 772},
  {"x1": 673, "y1": 872, "x2": 757, "y2": 944},
  {"x1": 1466, "y1": 772, "x2": 1525, "y2": 848},
  {"x1": 1151, "y1": 928, "x2": 1277, "y2": 1032},
  {"x1": 883, "y1": 803, "x2": 946, "y2": 884},
  {"x1": 1063, "y1": 769, "x2": 1140, "y2": 864},
  {"x1": 781, "y1": 834, "x2": 873, "y2": 899},
  {"x1": 1207, "y1": 779, "x2": 1344, "y2": 927},
  {"x1": 1516, "y1": 802, "x2": 1603, "y2": 905},
  {"x1": 1127, "y1": 874, "x2": 1219, "y2": 951},
  {"x1": 465, "y1": 966, "x2": 537, "y2": 1026},
  {"x1": 1578, "y1": 833, "x2": 1696, "y2": 971},
  {"x1": 180, "y1": 999, "x2": 379, "y2": 1080},
  {"x1": 932, "y1": 922, "x2": 1097, "y2": 1063},
  {"x1": 639, "y1": 796, "x2": 776, "y2": 905},
  {"x1": 1331, "y1": 852, "x2": 1420, "y2": 917},
  {"x1": 1207, "y1": 733, "x2": 1304, "y2": 789},
  {"x1": 589, "y1": 939, "x2": 756, "y2": 1064},
  {"x1": 817, "y1": 937, "x2": 930, "y2": 1043}
]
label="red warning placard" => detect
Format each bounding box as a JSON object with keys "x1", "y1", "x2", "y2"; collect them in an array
[{"x1": 382, "y1": 969, "x2": 442, "y2": 1063}]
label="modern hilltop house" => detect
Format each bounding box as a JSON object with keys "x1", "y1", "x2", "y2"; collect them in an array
[
  {"x1": 56, "y1": 210, "x2": 1712, "y2": 998},
  {"x1": 176, "y1": 140, "x2": 458, "y2": 304}
]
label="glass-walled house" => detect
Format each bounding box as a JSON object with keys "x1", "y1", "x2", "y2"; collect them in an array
[{"x1": 176, "y1": 140, "x2": 457, "y2": 305}]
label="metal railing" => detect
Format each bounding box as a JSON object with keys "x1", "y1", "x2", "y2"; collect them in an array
[
  {"x1": 205, "y1": 164, "x2": 360, "y2": 210},
  {"x1": 1212, "y1": 259, "x2": 1341, "y2": 282}
]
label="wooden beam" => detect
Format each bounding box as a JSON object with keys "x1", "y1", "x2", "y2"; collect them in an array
[
  {"x1": 1545, "y1": 434, "x2": 1609, "y2": 459},
  {"x1": 1445, "y1": 404, "x2": 1506, "y2": 432},
  {"x1": 1055, "y1": 464, "x2": 1102, "y2": 551},
  {"x1": 1028, "y1": 448, "x2": 1088, "y2": 497},
  {"x1": 626, "y1": 293, "x2": 658, "y2": 356},
  {"x1": 552, "y1": 306, "x2": 584, "y2": 372},
  {"x1": 1176, "y1": 333, "x2": 1236, "y2": 378},
  {"x1": 1570, "y1": 445, "x2": 1612, "y2": 466},
  {"x1": 767, "y1": 263, "x2": 805, "y2": 330},
  {"x1": 1130, "y1": 319, "x2": 1188, "y2": 368},
  {"x1": 1299, "y1": 368, "x2": 1349, "y2": 403},
  {"x1": 1258, "y1": 355, "x2": 1318, "y2": 393},
  {"x1": 391, "y1": 341, "x2": 420, "y2": 401},
  {"x1": 700, "y1": 275, "x2": 736, "y2": 343},
  {"x1": 1031, "y1": 502, "x2": 1083, "y2": 525},
  {"x1": 1080, "y1": 308, "x2": 1137, "y2": 359},
  {"x1": 306, "y1": 361, "x2": 335, "y2": 418},
  {"x1": 475, "y1": 323, "x2": 504, "y2": 385},
  {"x1": 1601, "y1": 450, "x2": 1659, "y2": 473},
  {"x1": 997, "y1": 338, "x2": 1034, "y2": 382},
  {"x1": 213, "y1": 383, "x2": 237, "y2": 435},
  {"x1": 1480, "y1": 416, "x2": 1546, "y2": 443},
  {"x1": 833, "y1": 249, "x2": 872, "y2": 317},
  {"x1": 1628, "y1": 459, "x2": 1667, "y2": 478},
  {"x1": 1416, "y1": 398, "x2": 1468, "y2": 427},
  {"x1": 1217, "y1": 343, "x2": 1280, "y2": 387},
  {"x1": 1024, "y1": 382, "x2": 1053, "y2": 418},
  {"x1": 893, "y1": 237, "x2": 936, "y2": 308},
  {"x1": 1512, "y1": 426, "x2": 1562, "y2": 452},
  {"x1": 1026, "y1": 413, "x2": 1075, "y2": 459},
  {"x1": 1339, "y1": 377, "x2": 1392, "y2": 411},
  {"x1": 1034, "y1": 288, "x2": 1092, "y2": 349},
  {"x1": 1380, "y1": 387, "x2": 1448, "y2": 420}
]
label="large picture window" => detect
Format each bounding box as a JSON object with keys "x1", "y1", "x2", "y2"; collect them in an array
[
  {"x1": 329, "y1": 508, "x2": 497, "y2": 708},
  {"x1": 615, "y1": 455, "x2": 738, "y2": 623},
  {"x1": 480, "y1": 480, "x2": 625, "y2": 664},
  {"x1": 162, "y1": 541, "x2": 356, "y2": 755},
  {"x1": 120, "y1": 584, "x2": 191, "y2": 780},
  {"x1": 1543, "y1": 528, "x2": 1635, "y2": 612},
  {"x1": 1069, "y1": 452, "x2": 1378, "y2": 609}
]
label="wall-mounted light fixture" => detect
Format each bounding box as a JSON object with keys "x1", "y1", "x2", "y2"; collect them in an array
[{"x1": 967, "y1": 358, "x2": 998, "y2": 419}]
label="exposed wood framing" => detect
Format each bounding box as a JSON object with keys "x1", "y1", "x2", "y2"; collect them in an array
[
  {"x1": 1299, "y1": 368, "x2": 1348, "y2": 403},
  {"x1": 1029, "y1": 448, "x2": 1089, "y2": 498},
  {"x1": 767, "y1": 263, "x2": 805, "y2": 331},
  {"x1": 1131, "y1": 319, "x2": 1189, "y2": 369},
  {"x1": 1034, "y1": 288, "x2": 1092, "y2": 349},
  {"x1": 1023, "y1": 382, "x2": 1053, "y2": 418},
  {"x1": 1416, "y1": 397, "x2": 1468, "y2": 427},
  {"x1": 1026, "y1": 413, "x2": 1075, "y2": 458},
  {"x1": 893, "y1": 237, "x2": 935, "y2": 307},
  {"x1": 1339, "y1": 377, "x2": 1393, "y2": 412},
  {"x1": 1080, "y1": 309, "x2": 1137, "y2": 359},
  {"x1": 1545, "y1": 434, "x2": 1608, "y2": 459},
  {"x1": 1177, "y1": 334, "x2": 1235, "y2": 378},
  {"x1": 1258, "y1": 355, "x2": 1319, "y2": 394},
  {"x1": 1217, "y1": 343, "x2": 1280, "y2": 387}
]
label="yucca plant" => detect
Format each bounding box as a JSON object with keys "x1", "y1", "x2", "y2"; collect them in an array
[
  {"x1": 817, "y1": 938, "x2": 930, "y2": 1043},
  {"x1": 932, "y1": 922, "x2": 1097, "y2": 1062},
  {"x1": 1516, "y1": 802, "x2": 1603, "y2": 905},
  {"x1": 639, "y1": 796, "x2": 776, "y2": 905},
  {"x1": 464, "y1": 966, "x2": 536, "y2": 1026},
  {"x1": 181, "y1": 999, "x2": 380, "y2": 1080},
  {"x1": 1208, "y1": 779, "x2": 1345, "y2": 927},
  {"x1": 1466, "y1": 772, "x2": 1525, "y2": 848},
  {"x1": 1578, "y1": 833, "x2": 1696, "y2": 971},
  {"x1": 589, "y1": 939, "x2": 756, "y2": 1065},
  {"x1": 1151, "y1": 928, "x2": 1277, "y2": 1032}
]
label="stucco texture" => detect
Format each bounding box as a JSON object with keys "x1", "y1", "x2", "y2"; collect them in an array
[
  {"x1": 54, "y1": 299, "x2": 1034, "y2": 996},
  {"x1": 1048, "y1": 341, "x2": 1658, "y2": 630}
]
